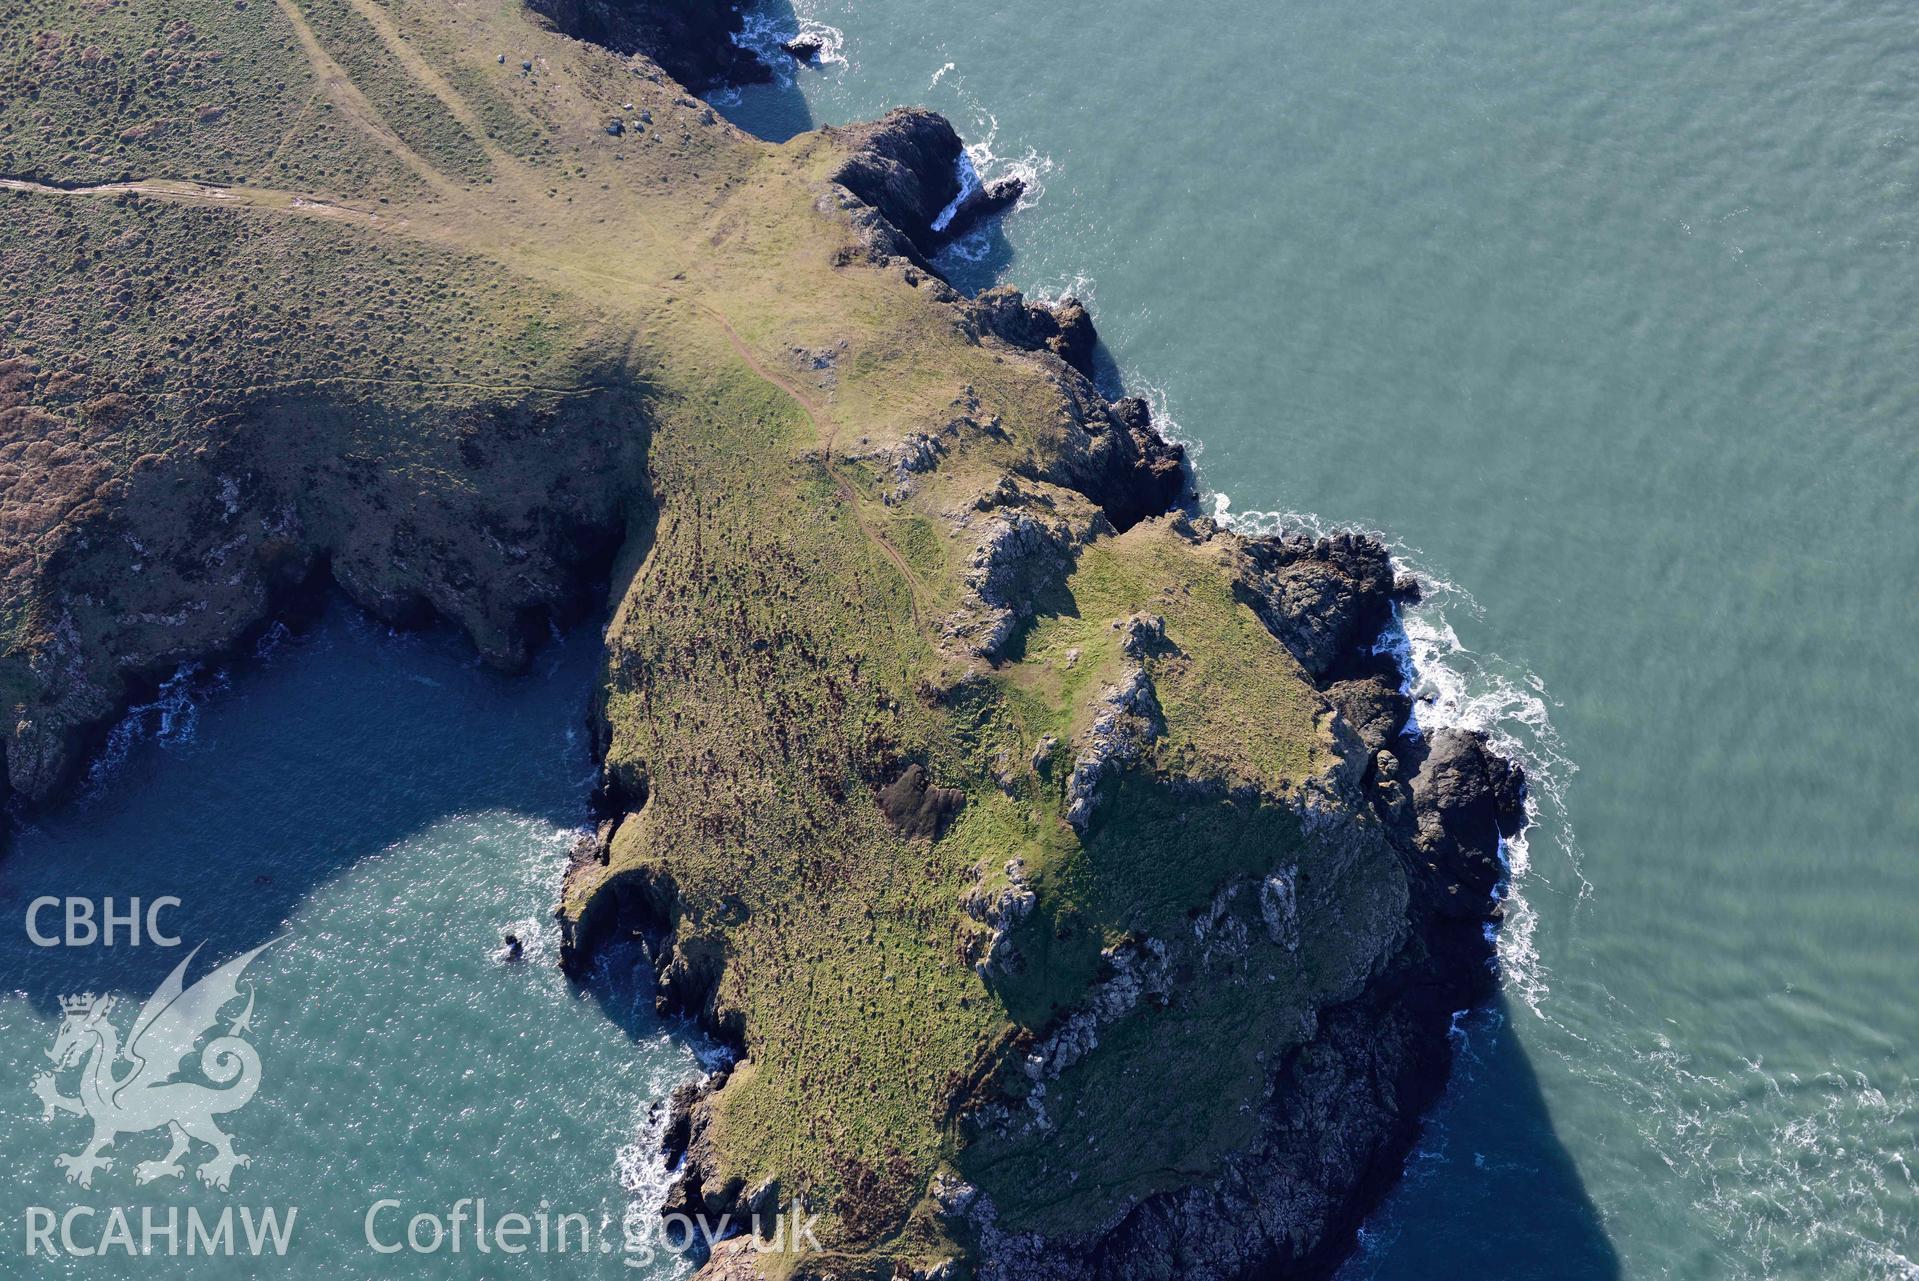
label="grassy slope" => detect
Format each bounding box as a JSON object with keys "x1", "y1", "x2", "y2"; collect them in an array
[{"x1": 1, "y1": 1, "x2": 1402, "y2": 1273}]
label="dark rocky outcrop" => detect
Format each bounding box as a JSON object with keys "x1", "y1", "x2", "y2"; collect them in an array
[
  {"x1": 524, "y1": 0, "x2": 770, "y2": 91},
  {"x1": 959, "y1": 288, "x2": 1184, "y2": 532},
  {"x1": 938, "y1": 174, "x2": 1025, "y2": 241},
  {"x1": 1233, "y1": 530, "x2": 1402, "y2": 685},
  {"x1": 1232, "y1": 520, "x2": 1529, "y2": 917},
  {"x1": 956, "y1": 921, "x2": 1488, "y2": 1281},
  {"x1": 951, "y1": 597, "x2": 1526, "y2": 1281},
  {"x1": 826, "y1": 108, "x2": 967, "y2": 260},
  {"x1": 946, "y1": 716, "x2": 1524, "y2": 1281},
  {"x1": 657, "y1": 1069, "x2": 739, "y2": 1220},
  {"x1": 968, "y1": 285, "x2": 1098, "y2": 380},
  {"x1": 1098, "y1": 396, "x2": 1187, "y2": 531},
  {"x1": 1324, "y1": 675, "x2": 1410, "y2": 755},
  {"x1": 1042, "y1": 296, "x2": 1097, "y2": 377},
  {"x1": 780, "y1": 35, "x2": 824, "y2": 62},
  {"x1": 1016, "y1": 379, "x2": 1186, "y2": 535},
  {"x1": 826, "y1": 108, "x2": 1027, "y2": 264},
  {"x1": 1401, "y1": 727, "x2": 1528, "y2": 912}
]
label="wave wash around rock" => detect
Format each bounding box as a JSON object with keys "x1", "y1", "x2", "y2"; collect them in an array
[{"x1": 0, "y1": 1, "x2": 1523, "y2": 1276}]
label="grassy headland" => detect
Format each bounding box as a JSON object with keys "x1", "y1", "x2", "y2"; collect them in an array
[{"x1": 0, "y1": 3, "x2": 1519, "y2": 1277}]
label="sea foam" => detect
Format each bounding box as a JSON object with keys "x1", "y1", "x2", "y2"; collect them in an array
[
  {"x1": 83, "y1": 661, "x2": 225, "y2": 794},
  {"x1": 726, "y1": 1, "x2": 848, "y2": 95},
  {"x1": 1213, "y1": 492, "x2": 1582, "y2": 1019},
  {"x1": 929, "y1": 109, "x2": 1055, "y2": 266}
]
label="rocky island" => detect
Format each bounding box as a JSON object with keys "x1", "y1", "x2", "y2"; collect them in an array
[{"x1": 0, "y1": 0, "x2": 1524, "y2": 1276}]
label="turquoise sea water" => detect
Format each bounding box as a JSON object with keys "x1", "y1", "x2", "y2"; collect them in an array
[
  {"x1": 715, "y1": 2, "x2": 1919, "y2": 1277},
  {"x1": 0, "y1": 613, "x2": 709, "y2": 1276}
]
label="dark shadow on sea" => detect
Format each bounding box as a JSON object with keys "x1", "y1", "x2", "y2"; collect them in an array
[
  {"x1": 0, "y1": 599, "x2": 610, "y2": 1022},
  {"x1": 0, "y1": 603, "x2": 1623, "y2": 1278},
  {"x1": 704, "y1": 0, "x2": 817, "y2": 142},
  {"x1": 1338, "y1": 994, "x2": 1619, "y2": 1281}
]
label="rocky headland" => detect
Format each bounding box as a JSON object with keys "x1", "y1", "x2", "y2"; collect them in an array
[{"x1": 0, "y1": 1, "x2": 1526, "y2": 1277}]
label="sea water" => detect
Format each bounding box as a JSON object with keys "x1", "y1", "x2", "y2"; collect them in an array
[
  {"x1": 0, "y1": 610, "x2": 708, "y2": 1277},
  {"x1": 718, "y1": 1, "x2": 1919, "y2": 1276}
]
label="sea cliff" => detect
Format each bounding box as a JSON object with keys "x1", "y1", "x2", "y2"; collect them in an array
[{"x1": 0, "y1": 1, "x2": 1524, "y2": 1276}]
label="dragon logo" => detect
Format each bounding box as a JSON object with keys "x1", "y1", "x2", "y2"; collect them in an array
[{"x1": 32, "y1": 940, "x2": 276, "y2": 1190}]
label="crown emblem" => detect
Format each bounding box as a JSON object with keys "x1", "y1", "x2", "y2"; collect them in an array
[{"x1": 37, "y1": 940, "x2": 279, "y2": 1192}]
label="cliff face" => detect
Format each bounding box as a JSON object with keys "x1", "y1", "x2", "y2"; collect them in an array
[
  {"x1": 0, "y1": 2, "x2": 1525, "y2": 1278},
  {"x1": 525, "y1": 0, "x2": 769, "y2": 90},
  {"x1": 1, "y1": 364, "x2": 640, "y2": 805}
]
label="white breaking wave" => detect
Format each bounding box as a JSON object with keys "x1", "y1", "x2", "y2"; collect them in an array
[
  {"x1": 1213, "y1": 493, "x2": 1581, "y2": 1019},
  {"x1": 253, "y1": 619, "x2": 291, "y2": 659},
  {"x1": 727, "y1": 2, "x2": 849, "y2": 93},
  {"x1": 1373, "y1": 583, "x2": 1581, "y2": 1019},
  {"x1": 931, "y1": 110, "x2": 1055, "y2": 266},
  {"x1": 1033, "y1": 270, "x2": 1099, "y2": 310},
  {"x1": 1080, "y1": 373, "x2": 1205, "y2": 459},
  {"x1": 614, "y1": 1047, "x2": 709, "y2": 1280},
  {"x1": 610, "y1": 1022, "x2": 734, "y2": 1272},
  {"x1": 83, "y1": 662, "x2": 226, "y2": 793},
  {"x1": 930, "y1": 151, "x2": 982, "y2": 235},
  {"x1": 503, "y1": 817, "x2": 591, "y2": 968}
]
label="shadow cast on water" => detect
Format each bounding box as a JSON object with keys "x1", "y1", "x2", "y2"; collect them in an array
[
  {"x1": 574, "y1": 936, "x2": 673, "y2": 1044},
  {"x1": 705, "y1": 0, "x2": 818, "y2": 143},
  {"x1": 1342, "y1": 995, "x2": 1619, "y2": 1281},
  {"x1": 931, "y1": 220, "x2": 1020, "y2": 295},
  {"x1": 0, "y1": 608, "x2": 1619, "y2": 1281},
  {"x1": 0, "y1": 598, "x2": 602, "y2": 1020}
]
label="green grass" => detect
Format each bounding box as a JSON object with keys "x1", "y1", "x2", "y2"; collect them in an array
[
  {"x1": 254, "y1": 98, "x2": 434, "y2": 200},
  {"x1": 295, "y1": 0, "x2": 493, "y2": 183},
  {"x1": 0, "y1": 0, "x2": 318, "y2": 185},
  {"x1": 0, "y1": 189, "x2": 602, "y2": 412},
  {"x1": 0, "y1": 0, "x2": 1385, "y2": 1268}
]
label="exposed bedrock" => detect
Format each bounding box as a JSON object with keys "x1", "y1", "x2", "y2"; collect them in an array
[
  {"x1": 1011, "y1": 376, "x2": 1186, "y2": 535},
  {"x1": 947, "y1": 770, "x2": 1524, "y2": 1275},
  {"x1": 968, "y1": 285, "x2": 1099, "y2": 381},
  {"x1": 940, "y1": 173, "x2": 1026, "y2": 242},
  {"x1": 823, "y1": 114, "x2": 1188, "y2": 533},
  {"x1": 1230, "y1": 522, "x2": 1528, "y2": 918},
  {"x1": 598, "y1": 520, "x2": 1527, "y2": 1281},
  {"x1": 524, "y1": 0, "x2": 771, "y2": 91},
  {"x1": 827, "y1": 108, "x2": 967, "y2": 259},
  {"x1": 826, "y1": 108, "x2": 1024, "y2": 262},
  {"x1": 951, "y1": 524, "x2": 1528, "y2": 1281},
  {"x1": 781, "y1": 35, "x2": 824, "y2": 63},
  {"x1": 1399, "y1": 726, "x2": 1529, "y2": 914},
  {"x1": 1232, "y1": 529, "x2": 1402, "y2": 686},
  {"x1": 1093, "y1": 394, "x2": 1189, "y2": 530},
  {"x1": 0, "y1": 380, "x2": 643, "y2": 808},
  {"x1": 952, "y1": 948, "x2": 1487, "y2": 1281}
]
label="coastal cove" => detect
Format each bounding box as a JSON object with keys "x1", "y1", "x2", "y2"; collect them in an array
[{"x1": 0, "y1": 608, "x2": 710, "y2": 1278}]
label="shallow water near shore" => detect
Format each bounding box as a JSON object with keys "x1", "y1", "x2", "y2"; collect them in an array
[
  {"x1": 0, "y1": 609, "x2": 706, "y2": 1277},
  {"x1": 723, "y1": 1, "x2": 1919, "y2": 1276}
]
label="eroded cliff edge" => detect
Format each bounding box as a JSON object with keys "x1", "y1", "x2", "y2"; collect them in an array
[{"x1": 0, "y1": 2, "x2": 1524, "y2": 1277}]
